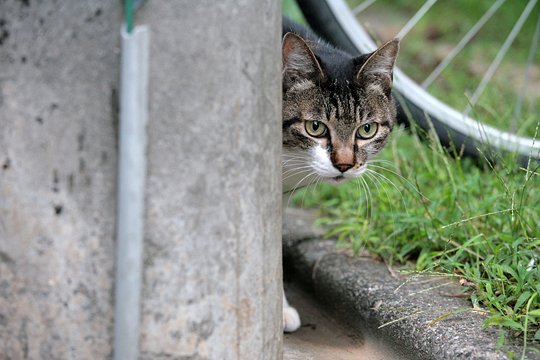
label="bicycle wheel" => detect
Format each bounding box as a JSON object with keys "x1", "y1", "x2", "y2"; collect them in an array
[{"x1": 296, "y1": 0, "x2": 540, "y2": 166}]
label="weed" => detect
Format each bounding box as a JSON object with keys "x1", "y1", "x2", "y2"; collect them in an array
[
  {"x1": 283, "y1": 0, "x2": 540, "y2": 355},
  {"x1": 294, "y1": 124, "x2": 540, "y2": 354}
]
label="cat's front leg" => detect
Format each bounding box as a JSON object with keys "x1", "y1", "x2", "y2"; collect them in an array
[{"x1": 283, "y1": 290, "x2": 301, "y2": 332}]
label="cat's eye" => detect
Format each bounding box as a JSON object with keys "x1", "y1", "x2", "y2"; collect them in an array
[
  {"x1": 356, "y1": 123, "x2": 378, "y2": 139},
  {"x1": 305, "y1": 120, "x2": 327, "y2": 137}
]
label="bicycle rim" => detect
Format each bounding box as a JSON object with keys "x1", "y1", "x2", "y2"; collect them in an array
[{"x1": 296, "y1": 0, "x2": 540, "y2": 166}]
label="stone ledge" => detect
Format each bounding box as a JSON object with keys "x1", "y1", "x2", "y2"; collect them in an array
[{"x1": 283, "y1": 208, "x2": 536, "y2": 360}]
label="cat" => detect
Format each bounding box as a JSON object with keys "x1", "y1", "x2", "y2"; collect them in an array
[{"x1": 281, "y1": 18, "x2": 399, "y2": 332}]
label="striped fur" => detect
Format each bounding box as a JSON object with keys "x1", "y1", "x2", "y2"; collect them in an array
[
  {"x1": 282, "y1": 21, "x2": 399, "y2": 193},
  {"x1": 281, "y1": 20, "x2": 399, "y2": 333}
]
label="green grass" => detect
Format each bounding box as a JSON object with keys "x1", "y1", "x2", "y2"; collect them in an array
[
  {"x1": 282, "y1": 0, "x2": 306, "y2": 24},
  {"x1": 283, "y1": 0, "x2": 540, "y2": 357},
  {"x1": 294, "y1": 123, "x2": 540, "y2": 356}
]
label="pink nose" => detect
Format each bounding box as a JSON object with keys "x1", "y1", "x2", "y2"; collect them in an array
[{"x1": 334, "y1": 163, "x2": 353, "y2": 173}]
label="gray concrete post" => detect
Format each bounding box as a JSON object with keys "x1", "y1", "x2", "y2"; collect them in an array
[
  {"x1": 0, "y1": 2, "x2": 120, "y2": 359},
  {"x1": 137, "y1": 2, "x2": 282, "y2": 359},
  {"x1": 1, "y1": 1, "x2": 282, "y2": 359}
]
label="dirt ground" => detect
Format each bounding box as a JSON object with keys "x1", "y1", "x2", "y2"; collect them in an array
[{"x1": 283, "y1": 285, "x2": 403, "y2": 360}]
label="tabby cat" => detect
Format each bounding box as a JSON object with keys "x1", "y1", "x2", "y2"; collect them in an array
[{"x1": 282, "y1": 19, "x2": 399, "y2": 332}]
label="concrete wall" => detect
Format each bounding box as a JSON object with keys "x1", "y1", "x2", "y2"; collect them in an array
[
  {"x1": 138, "y1": 1, "x2": 282, "y2": 359},
  {"x1": 0, "y1": 1, "x2": 281, "y2": 359},
  {"x1": 0, "y1": 2, "x2": 120, "y2": 358}
]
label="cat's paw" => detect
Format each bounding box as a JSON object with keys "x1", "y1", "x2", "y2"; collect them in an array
[{"x1": 283, "y1": 305, "x2": 301, "y2": 333}]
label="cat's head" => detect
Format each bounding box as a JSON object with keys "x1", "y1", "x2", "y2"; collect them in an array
[{"x1": 282, "y1": 32, "x2": 399, "y2": 192}]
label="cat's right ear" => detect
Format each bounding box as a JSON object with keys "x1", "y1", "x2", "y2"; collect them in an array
[
  {"x1": 282, "y1": 33, "x2": 325, "y2": 92},
  {"x1": 354, "y1": 38, "x2": 399, "y2": 97}
]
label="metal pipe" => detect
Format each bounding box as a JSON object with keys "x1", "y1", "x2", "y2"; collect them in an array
[
  {"x1": 114, "y1": 24, "x2": 150, "y2": 360},
  {"x1": 352, "y1": 0, "x2": 377, "y2": 15},
  {"x1": 464, "y1": 0, "x2": 538, "y2": 117},
  {"x1": 396, "y1": 0, "x2": 437, "y2": 40},
  {"x1": 512, "y1": 8, "x2": 540, "y2": 131},
  {"x1": 422, "y1": 0, "x2": 505, "y2": 89}
]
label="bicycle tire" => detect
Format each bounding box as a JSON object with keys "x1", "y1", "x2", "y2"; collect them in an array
[{"x1": 296, "y1": 0, "x2": 540, "y2": 166}]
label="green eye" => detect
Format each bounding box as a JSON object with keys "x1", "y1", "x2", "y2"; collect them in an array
[
  {"x1": 305, "y1": 120, "x2": 327, "y2": 137},
  {"x1": 357, "y1": 123, "x2": 378, "y2": 139}
]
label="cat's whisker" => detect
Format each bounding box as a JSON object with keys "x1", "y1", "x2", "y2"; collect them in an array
[
  {"x1": 282, "y1": 171, "x2": 312, "y2": 183},
  {"x1": 283, "y1": 152, "x2": 309, "y2": 158},
  {"x1": 367, "y1": 159, "x2": 398, "y2": 169},
  {"x1": 364, "y1": 171, "x2": 397, "y2": 214},
  {"x1": 353, "y1": 178, "x2": 363, "y2": 216},
  {"x1": 282, "y1": 163, "x2": 312, "y2": 172},
  {"x1": 300, "y1": 174, "x2": 321, "y2": 209},
  {"x1": 282, "y1": 159, "x2": 309, "y2": 167},
  {"x1": 364, "y1": 171, "x2": 382, "y2": 196},
  {"x1": 361, "y1": 178, "x2": 371, "y2": 221},
  {"x1": 310, "y1": 175, "x2": 322, "y2": 197},
  {"x1": 283, "y1": 154, "x2": 309, "y2": 160},
  {"x1": 282, "y1": 161, "x2": 308, "y2": 168},
  {"x1": 285, "y1": 171, "x2": 318, "y2": 209},
  {"x1": 368, "y1": 164, "x2": 429, "y2": 201},
  {"x1": 354, "y1": 177, "x2": 370, "y2": 221},
  {"x1": 282, "y1": 166, "x2": 314, "y2": 180},
  {"x1": 282, "y1": 157, "x2": 306, "y2": 162},
  {"x1": 366, "y1": 168, "x2": 401, "y2": 196},
  {"x1": 282, "y1": 154, "x2": 310, "y2": 161},
  {"x1": 367, "y1": 162, "x2": 403, "y2": 174},
  {"x1": 360, "y1": 176, "x2": 373, "y2": 222},
  {"x1": 364, "y1": 171, "x2": 385, "y2": 198},
  {"x1": 366, "y1": 168, "x2": 407, "y2": 211},
  {"x1": 282, "y1": 164, "x2": 312, "y2": 173},
  {"x1": 281, "y1": 157, "x2": 306, "y2": 163}
]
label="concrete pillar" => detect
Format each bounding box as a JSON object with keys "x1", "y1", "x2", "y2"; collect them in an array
[
  {"x1": 138, "y1": 1, "x2": 282, "y2": 359},
  {"x1": 0, "y1": 2, "x2": 120, "y2": 359},
  {"x1": 1, "y1": 0, "x2": 282, "y2": 359}
]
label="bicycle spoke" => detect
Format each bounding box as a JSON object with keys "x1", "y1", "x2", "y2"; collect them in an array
[
  {"x1": 512, "y1": 8, "x2": 540, "y2": 131},
  {"x1": 298, "y1": 0, "x2": 540, "y2": 162},
  {"x1": 352, "y1": 0, "x2": 377, "y2": 15},
  {"x1": 464, "y1": 0, "x2": 538, "y2": 117},
  {"x1": 396, "y1": 0, "x2": 437, "y2": 40},
  {"x1": 422, "y1": 0, "x2": 506, "y2": 89}
]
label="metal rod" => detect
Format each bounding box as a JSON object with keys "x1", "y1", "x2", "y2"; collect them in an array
[
  {"x1": 422, "y1": 0, "x2": 505, "y2": 89},
  {"x1": 114, "y1": 24, "x2": 150, "y2": 360},
  {"x1": 352, "y1": 0, "x2": 377, "y2": 15},
  {"x1": 512, "y1": 7, "x2": 540, "y2": 131},
  {"x1": 125, "y1": 0, "x2": 134, "y2": 33},
  {"x1": 396, "y1": 0, "x2": 437, "y2": 40},
  {"x1": 464, "y1": 0, "x2": 538, "y2": 117}
]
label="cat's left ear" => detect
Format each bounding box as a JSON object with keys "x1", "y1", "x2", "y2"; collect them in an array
[
  {"x1": 355, "y1": 39, "x2": 399, "y2": 96},
  {"x1": 282, "y1": 32, "x2": 325, "y2": 92}
]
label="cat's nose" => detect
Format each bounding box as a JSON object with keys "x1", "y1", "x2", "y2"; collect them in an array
[{"x1": 334, "y1": 163, "x2": 353, "y2": 173}]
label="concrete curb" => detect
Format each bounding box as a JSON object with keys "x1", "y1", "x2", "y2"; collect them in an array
[{"x1": 283, "y1": 208, "x2": 538, "y2": 360}]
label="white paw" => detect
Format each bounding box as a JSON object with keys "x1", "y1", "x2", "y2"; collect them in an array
[{"x1": 283, "y1": 305, "x2": 301, "y2": 333}]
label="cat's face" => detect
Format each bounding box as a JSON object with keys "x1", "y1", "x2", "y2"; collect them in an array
[{"x1": 282, "y1": 33, "x2": 398, "y2": 192}]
